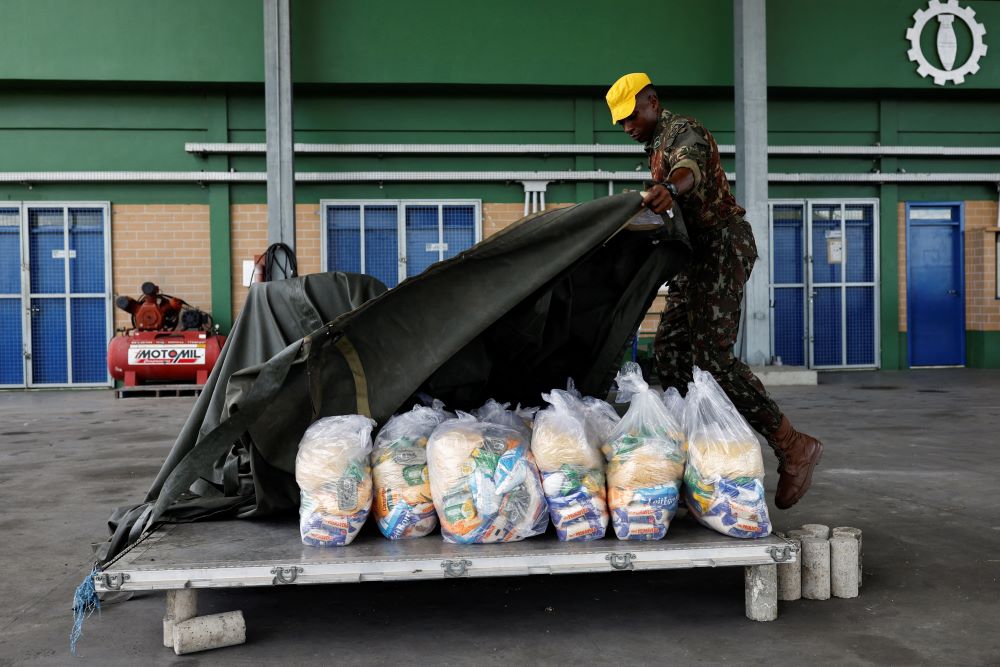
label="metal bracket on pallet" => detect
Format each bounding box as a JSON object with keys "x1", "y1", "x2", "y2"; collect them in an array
[
  {"x1": 96, "y1": 572, "x2": 131, "y2": 590},
  {"x1": 270, "y1": 566, "x2": 303, "y2": 585},
  {"x1": 605, "y1": 552, "x2": 636, "y2": 571},
  {"x1": 440, "y1": 559, "x2": 472, "y2": 578},
  {"x1": 768, "y1": 546, "x2": 795, "y2": 563}
]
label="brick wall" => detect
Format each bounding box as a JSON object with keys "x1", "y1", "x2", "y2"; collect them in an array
[
  {"x1": 229, "y1": 204, "x2": 323, "y2": 322},
  {"x1": 110, "y1": 204, "x2": 211, "y2": 332},
  {"x1": 965, "y1": 200, "x2": 1000, "y2": 332}
]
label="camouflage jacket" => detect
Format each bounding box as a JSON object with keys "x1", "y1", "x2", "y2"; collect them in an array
[{"x1": 645, "y1": 109, "x2": 746, "y2": 238}]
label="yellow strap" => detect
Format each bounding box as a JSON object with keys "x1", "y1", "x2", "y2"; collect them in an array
[{"x1": 335, "y1": 335, "x2": 371, "y2": 417}]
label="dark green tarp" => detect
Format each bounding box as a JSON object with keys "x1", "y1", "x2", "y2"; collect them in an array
[{"x1": 98, "y1": 193, "x2": 688, "y2": 565}]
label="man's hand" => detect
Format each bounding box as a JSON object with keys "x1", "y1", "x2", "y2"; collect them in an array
[{"x1": 641, "y1": 184, "x2": 674, "y2": 214}]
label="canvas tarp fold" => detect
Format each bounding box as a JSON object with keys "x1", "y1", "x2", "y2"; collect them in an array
[{"x1": 99, "y1": 193, "x2": 689, "y2": 565}]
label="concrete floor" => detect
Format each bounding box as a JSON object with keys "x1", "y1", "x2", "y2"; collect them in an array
[{"x1": 1, "y1": 369, "x2": 998, "y2": 666}]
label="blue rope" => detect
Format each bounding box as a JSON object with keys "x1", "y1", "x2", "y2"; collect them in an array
[{"x1": 70, "y1": 567, "x2": 100, "y2": 656}]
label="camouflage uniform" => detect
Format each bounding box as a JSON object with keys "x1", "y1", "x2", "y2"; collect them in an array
[{"x1": 647, "y1": 109, "x2": 783, "y2": 438}]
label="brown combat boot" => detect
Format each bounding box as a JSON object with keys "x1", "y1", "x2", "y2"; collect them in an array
[{"x1": 768, "y1": 415, "x2": 823, "y2": 509}]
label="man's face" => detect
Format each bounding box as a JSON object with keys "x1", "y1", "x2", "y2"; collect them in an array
[{"x1": 619, "y1": 92, "x2": 659, "y2": 143}]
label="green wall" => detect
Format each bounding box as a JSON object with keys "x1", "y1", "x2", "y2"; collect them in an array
[
  {"x1": 3, "y1": 1, "x2": 999, "y2": 89},
  {"x1": 967, "y1": 332, "x2": 1000, "y2": 368},
  {"x1": 1, "y1": 0, "x2": 998, "y2": 364}
]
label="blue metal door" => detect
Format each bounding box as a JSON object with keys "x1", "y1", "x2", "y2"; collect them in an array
[
  {"x1": 907, "y1": 203, "x2": 964, "y2": 367},
  {"x1": 0, "y1": 206, "x2": 25, "y2": 386},
  {"x1": 24, "y1": 204, "x2": 112, "y2": 386},
  {"x1": 770, "y1": 200, "x2": 879, "y2": 370}
]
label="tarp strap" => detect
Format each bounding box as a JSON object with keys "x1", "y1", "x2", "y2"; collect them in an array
[{"x1": 335, "y1": 334, "x2": 371, "y2": 417}]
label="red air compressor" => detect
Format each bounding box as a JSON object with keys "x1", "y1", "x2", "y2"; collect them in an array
[{"x1": 108, "y1": 282, "x2": 226, "y2": 386}]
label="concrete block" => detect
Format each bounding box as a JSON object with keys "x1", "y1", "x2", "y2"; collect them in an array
[
  {"x1": 173, "y1": 611, "x2": 246, "y2": 655},
  {"x1": 750, "y1": 365, "x2": 818, "y2": 387},
  {"x1": 777, "y1": 536, "x2": 802, "y2": 601},
  {"x1": 831, "y1": 535, "x2": 860, "y2": 598},
  {"x1": 744, "y1": 563, "x2": 778, "y2": 621},
  {"x1": 801, "y1": 536, "x2": 831, "y2": 600},
  {"x1": 163, "y1": 589, "x2": 197, "y2": 648},
  {"x1": 832, "y1": 526, "x2": 863, "y2": 588},
  {"x1": 801, "y1": 524, "x2": 831, "y2": 539}
]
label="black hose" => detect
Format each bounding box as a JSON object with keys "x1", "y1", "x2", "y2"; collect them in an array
[{"x1": 262, "y1": 242, "x2": 298, "y2": 281}]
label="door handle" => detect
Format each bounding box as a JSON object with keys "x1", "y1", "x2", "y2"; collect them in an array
[{"x1": 947, "y1": 289, "x2": 958, "y2": 296}]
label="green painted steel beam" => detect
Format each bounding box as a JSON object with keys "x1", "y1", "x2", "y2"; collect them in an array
[
  {"x1": 207, "y1": 94, "x2": 232, "y2": 333},
  {"x1": 879, "y1": 99, "x2": 901, "y2": 370}
]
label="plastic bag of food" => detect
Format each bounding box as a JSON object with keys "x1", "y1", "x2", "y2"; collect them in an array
[
  {"x1": 295, "y1": 414, "x2": 376, "y2": 547},
  {"x1": 531, "y1": 388, "x2": 608, "y2": 541},
  {"x1": 371, "y1": 401, "x2": 451, "y2": 539},
  {"x1": 604, "y1": 362, "x2": 685, "y2": 540},
  {"x1": 682, "y1": 367, "x2": 771, "y2": 538},
  {"x1": 427, "y1": 413, "x2": 548, "y2": 544}
]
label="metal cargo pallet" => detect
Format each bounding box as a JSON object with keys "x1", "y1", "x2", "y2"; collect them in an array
[
  {"x1": 113, "y1": 384, "x2": 204, "y2": 399},
  {"x1": 95, "y1": 516, "x2": 797, "y2": 646}
]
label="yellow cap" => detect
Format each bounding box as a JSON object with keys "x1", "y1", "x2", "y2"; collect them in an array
[{"x1": 605, "y1": 72, "x2": 652, "y2": 124}]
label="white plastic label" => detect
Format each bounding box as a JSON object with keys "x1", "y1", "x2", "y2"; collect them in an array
[{"x1": 128, "y1": 344, "x2": 206, "y2": 365}]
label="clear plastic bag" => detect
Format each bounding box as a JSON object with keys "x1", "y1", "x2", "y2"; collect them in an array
[
  {"x1": 661, "y1": 386, "x2": 688, "y2": 456},
  {"x1": 295, "y1": 414, "x2": 376, "y2": 547},
  {"x1": 605, "y1": 362, "x2": 685, "y2": 540},
  {"x1": 371, "y1": 401, "x2": 451, "y2": 539},
  {"x1": 531, "y1": 388, "x2": 609, "y2": 541},
  {"x1": 682, "y1": 367, "x2": 771, "y2": 538},
  {"x1": 473, "y1": 398, "x2": 534, "y2": 442},
  {"x1": 427, "y1": 413, "x2": 548, "y2": 544}
]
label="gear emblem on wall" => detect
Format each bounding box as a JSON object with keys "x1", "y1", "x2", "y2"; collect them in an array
[{"x1": 907, "y1": 0, "x2": 988, "y2": 85}]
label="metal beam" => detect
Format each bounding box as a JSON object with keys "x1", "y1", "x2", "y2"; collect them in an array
[
  {"x1": 3, "y1": 170, "x2": 1000, "y2": 184},
  {"x1": 263, "y1": 0, "x2": 294, "y2": 249},
  {"x1": 184, "y1": 142, "x2": 1000, "y2": 157},
  {"x1": 734, "y1": 0, "x2": 771, "y2": 367}
]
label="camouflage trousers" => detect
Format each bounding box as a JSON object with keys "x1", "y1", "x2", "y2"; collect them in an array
[{"x1": 654, "y1": 218, "x2": 784, "y2": 439}]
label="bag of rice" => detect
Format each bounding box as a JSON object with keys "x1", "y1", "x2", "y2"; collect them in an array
[
  {"x1": 605, "y1": 363, "x2": 685, "y2": 540},
  {"x1": 295, "y1": 414, "x2": 376, "y2": 547},
  {"x1": 682, "y1": 367, "x2": 771, "y2": 538},
  {"x1": 531, "y1": 387, "x2": 609, "y2": 541},
  {"x1": 371, "y1": 401, "x2": 451, "y2": 539},
  {"x1": 427, "y1": 413, "x2": 548, "y2": 544}
]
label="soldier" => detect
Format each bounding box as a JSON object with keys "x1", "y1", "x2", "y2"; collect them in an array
[{"x1": 606, "y1": 72, "x2": 822, "y2": 509}]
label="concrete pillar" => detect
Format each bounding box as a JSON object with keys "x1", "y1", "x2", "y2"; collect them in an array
[
  {"x1": 777, "y1": 536, "x2": 802, "y2": 601},
  {"x1": 801, "y1": 524, "x2": 831, "y2": 539},
  {"x1": 173, "y1": 611, "x2": 247, "y2": 655},
  {"x1": 833, "y1": 526, "x2": 863, "y2": 588},
  {"x1": 830, "y1": 535, "x2": 860, "y2": 598},
  {"x1": 163, "y1": 589, "x2": 198, "y2": 648},
  {"x1": 733, "y1": 0, "x2": 770, "y2": 366},
  {"x1": 264, "y1": 0, "x2": 295, "y2": 250},
  {"x1": 800, "y1": 536, "x2": 831, "y2": 600},
  {"x1": 744, "y1": 563, "x2": 778, "y2": 621}
]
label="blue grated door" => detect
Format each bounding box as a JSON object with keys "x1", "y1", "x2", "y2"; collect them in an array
[
  {"x1": 769, "y1": 203, "x2": 806, "y2": 366},
  {"x1": 807, "y1": 202, "x2": 878, "y2": 369},
  {"x1": 25, "y1": 204, "x2": 112, "y2": 386},
  {"x1": 770, "y1": 200, "x2": 878, "y2": 370},
  {"x1": 0, "y1": 207, "x2": 24, "y2": 386},
  {"x1": 324, "y1": 201, "x2": 479, "y2": 289}
]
